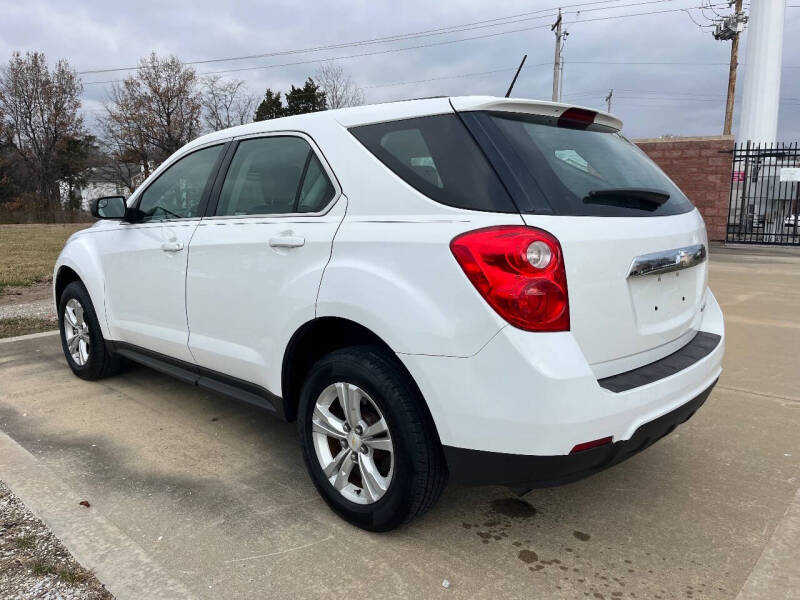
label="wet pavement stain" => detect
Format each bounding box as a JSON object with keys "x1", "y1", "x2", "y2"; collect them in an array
[
  {"x1": 490, "y1": 497, "x2": 537, "y2": 518},
  {"x1": 462, "y1": 497, "x2": 539, "y2": 547},
  {"x1": 459, "y1": 498, "x2": 657, "y2": 596}
]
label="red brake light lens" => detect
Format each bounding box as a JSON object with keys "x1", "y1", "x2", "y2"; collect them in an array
[
  {"x1": 557, "y1": 107, "x2": 596, "y2": 130},
  {"x1": 450, "y1": 226, "x2": 569, "y2": 332}
]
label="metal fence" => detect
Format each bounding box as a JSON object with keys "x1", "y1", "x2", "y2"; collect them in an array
[{"x1": 726, "y1": 142, "x2": 800, "y2": 245}]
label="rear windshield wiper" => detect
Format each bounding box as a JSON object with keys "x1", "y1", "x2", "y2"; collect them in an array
[
  {"x1": 583, "y1": 188, "x2": 669, "y2": 206},
  {"x1": 583, "y1": 187, "x2": 670, "y2": 209}
]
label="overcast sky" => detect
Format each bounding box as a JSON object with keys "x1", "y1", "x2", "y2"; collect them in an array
[{"x1": 1, "y1": 0, "x2": 798, "y2": 140}]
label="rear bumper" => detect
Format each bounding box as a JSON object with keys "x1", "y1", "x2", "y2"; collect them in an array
[
  {"x1": 398, "y1": 288, "x2": 724, "y2": 457},
  {"x1": 443, "y1": 378, "x2": 716, "y2": 488}
]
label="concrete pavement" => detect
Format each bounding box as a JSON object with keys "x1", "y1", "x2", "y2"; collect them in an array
[{"x1": 1, "y1": 247, "x2": 799, "y2": 599}]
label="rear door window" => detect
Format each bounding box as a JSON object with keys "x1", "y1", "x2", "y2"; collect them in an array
[
  {"x1": 216, "y1": 136, "x2": 335, "y2": 216},
  {"x1": 349, "y1": 114, "x2": 516, "y2": 213}
]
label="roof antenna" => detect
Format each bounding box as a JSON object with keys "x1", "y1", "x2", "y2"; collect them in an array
[{"x1": 505, "y1": 54, "x2": 527, "y2": 98}]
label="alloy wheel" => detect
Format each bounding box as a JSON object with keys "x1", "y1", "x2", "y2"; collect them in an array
[
  {"x1": 311, "y1": 382, "x2": 394, "y2": 504},
  {"x1": 64, "y1": 298, "x2": 90, "y2": 366}
]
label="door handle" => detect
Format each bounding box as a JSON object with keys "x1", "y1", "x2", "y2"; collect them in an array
[
  {"x1": 269, "y1": 235, "x2": 305, "y2": 248},
  {"x1": 161, "y1": 241, "x2": 184, "y2": 252}
]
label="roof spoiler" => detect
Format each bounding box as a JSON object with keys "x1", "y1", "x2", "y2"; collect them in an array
[{"x1": 449, "y1": 96, "x2": 623, "y2": 132}]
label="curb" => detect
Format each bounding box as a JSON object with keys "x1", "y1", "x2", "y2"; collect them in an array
[
  {"x1": 0, "y1": 430, "x2": 197, "y2": 600},
  {"x1": 0, "y1": 330, "x2": 59, "y2": 344}
]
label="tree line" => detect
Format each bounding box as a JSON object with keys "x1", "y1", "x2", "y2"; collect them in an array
[{"x1": 0, "y1": 51, "x2": 364, "y2": 223}]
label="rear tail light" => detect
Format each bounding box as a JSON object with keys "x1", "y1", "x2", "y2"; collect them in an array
[{"x1": 450, "y1": 226, "x2": 569, "y2": 332}]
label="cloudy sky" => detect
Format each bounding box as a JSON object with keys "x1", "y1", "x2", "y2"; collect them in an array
[{"x1": 1, "y1": 0, "x2": 798, "y2": 140}]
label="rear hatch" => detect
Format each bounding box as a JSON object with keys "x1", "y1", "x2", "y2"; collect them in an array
[
  {"x1": 451, "y1": 98, "x2": 709, "y2": 369},
  {"x1": 521, "y1": 211, "x2": 708, "y2": 369}
]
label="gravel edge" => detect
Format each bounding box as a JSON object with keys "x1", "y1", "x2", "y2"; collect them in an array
[{"x1": 0, "y1": 480, "x2": 114, "y2": 600}]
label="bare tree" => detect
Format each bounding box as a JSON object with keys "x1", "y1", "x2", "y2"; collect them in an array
[
  {"x1": 0, "y1": 51, "x2": 86, "y2": 215},
  {"x1": 200, "y1": 75, "x2": 256, "y2": 131},
  {"x1": 314, "y1": 63, "x2": 364, "y2": 109},
  {"x1": 100, "y1": 53, "x2": 201, "y2": 178},
  {"x1": 97, "y1": 137, "x2": 144, "y2": 195}
]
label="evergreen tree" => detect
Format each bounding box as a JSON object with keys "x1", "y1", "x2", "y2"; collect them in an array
[
  {"x1": 284, "y1": 78, "x2": 327, "y2": 116},
  {"x1": 253, "y1": 79, "x2": 328, "y2": 121},
  {"x1": 254, "y1": 89, "x2": 284, "y2": 121}
]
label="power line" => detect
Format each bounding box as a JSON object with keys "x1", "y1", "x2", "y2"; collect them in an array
[
  {"x1": 568, "y1": 60, "x2": 798, "y2": 67},
  {"x1": 76, "y1": 0, "x2": 679, "y2": 76},
  {"x1": 364, "y1": 68, "x2": 524, "y2": 89},
  {"x1": 682, "y1": 7, "x2": 716, "y2": 29},
  {"x1": 81, "y1": 1, "x2": 734, "y2": 87},
  {"x1": 81, "y1": 57, "x2": 800, "y2": 92},
  {"x1": 701, "y1": 0, "x2": 724, "y2": 18},
  {"x1": 563, "y1": 90, "x2": 800, "y2": 105},
  {"x1": 368, "y1": 63, "x2": 800, "y2": 96}
]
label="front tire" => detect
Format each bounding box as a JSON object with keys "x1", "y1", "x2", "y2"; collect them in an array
[
  {"x1": 58, "y1": 281, "x2": 122, "y2": 380},
  {"x1": 298, "y1": 346, "x2": 447, "y2": 531}
]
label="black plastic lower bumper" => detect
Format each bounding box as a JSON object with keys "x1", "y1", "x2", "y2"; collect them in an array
[{"x1": 443, "y1": 379, "x2": 717, "y2": 490}]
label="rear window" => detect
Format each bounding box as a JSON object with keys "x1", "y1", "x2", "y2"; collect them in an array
[
  {"x1": 349, "y1": 114, "x2": 516, "y2": 213},
  {"x1": 486, "y1": 111, "x2": 694, "y2": 217}
]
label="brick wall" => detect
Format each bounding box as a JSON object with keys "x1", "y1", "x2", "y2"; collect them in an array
[{"x1": 633, "y1": 135, "x2": 734, "y2": 241}]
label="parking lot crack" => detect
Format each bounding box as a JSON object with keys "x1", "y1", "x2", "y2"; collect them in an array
[
  {"x1": 223, "y1": 535, "x2": 334, "y2": 563},
  {"x1": 716, "y1": 384, "x2": 800, "y2": 404}
]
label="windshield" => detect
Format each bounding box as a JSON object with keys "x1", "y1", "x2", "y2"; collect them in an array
[{"x1": 486, "y1": 111, "x2": 695, "y2": 217}]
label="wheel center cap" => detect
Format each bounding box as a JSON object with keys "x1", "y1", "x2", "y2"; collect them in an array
[{"x1": 347, "y1": 432, "x2": 362, "y2": 452}]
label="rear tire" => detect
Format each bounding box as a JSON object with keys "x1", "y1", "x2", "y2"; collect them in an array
[
  {"x1": 298, "y1": 345, "x2": 447, "y2": 531},
  {"x1": 58, "y1": 280, "x2": 122, "y2": 380}
]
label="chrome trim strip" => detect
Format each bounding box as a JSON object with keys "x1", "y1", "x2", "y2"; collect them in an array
[{"x1": 627, "y1": 244, "x2": 706, "y2": 278}]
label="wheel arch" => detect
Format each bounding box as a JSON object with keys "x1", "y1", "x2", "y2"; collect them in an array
[
  {"x1": 280, "y1": 317, "x2": 438, "y2": 439},
  {"x1": 53, "y1": 241, "x2": 110, "y2": 339},
  {"x1": 54, "y1": 265, "x2": 82, "y2": 304}
]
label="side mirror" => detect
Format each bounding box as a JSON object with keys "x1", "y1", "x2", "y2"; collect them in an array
[{"x1": 90, "y1": 196, "x2": 127, "y2": 220}]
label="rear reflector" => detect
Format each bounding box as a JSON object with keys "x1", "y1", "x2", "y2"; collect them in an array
[
  {"x1": 557, "y1": 107, "x2": 597, "y2": 130},
  {"x1": 570, "y1": 436, "x2": 613, "y2": 453}
]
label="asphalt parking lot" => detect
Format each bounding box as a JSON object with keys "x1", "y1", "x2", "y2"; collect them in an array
[{"x1": 1, "y1": 245, "x2": 799, "y2": 600}]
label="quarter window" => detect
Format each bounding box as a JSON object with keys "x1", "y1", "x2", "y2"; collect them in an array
[
  {"x1": 216, "y1": 136, "x2": 335, "y2": 216},
  {"x1": 137, "y1": 145, "x2": 223, "y2": 221},
  {"x1": 349, "y1": 114, "x2": 516, "y2": 213},
  {"x1": 298, "y1": 153, "x2": 336, "y2": 213}
]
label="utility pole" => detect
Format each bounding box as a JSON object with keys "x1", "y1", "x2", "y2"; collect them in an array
[
  {"x1": 605, "y1": 89, "x2": 613, "y2": 113},
  {"x1": 713, "y1": 0, "x2": 747, "y2": 136},
  {"x1": 551, "y1": 9, "x2": 563, "y2": 102}
]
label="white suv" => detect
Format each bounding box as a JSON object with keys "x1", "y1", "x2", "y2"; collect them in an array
[{"x1": 54, "y1": 96, "x2": 724, "y2": 531}]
